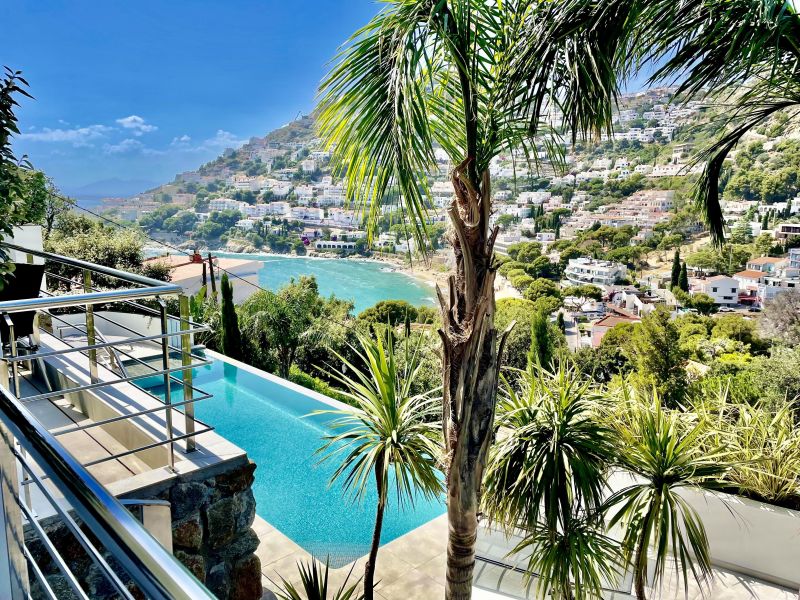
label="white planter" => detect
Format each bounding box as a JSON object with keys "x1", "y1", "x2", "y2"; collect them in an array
[
  {"x1": 608, "y1": 471, "x2": 800, "y2": 589},
  {"x1": 678, "y1": 485, "x2": 800, "y2": 589}
]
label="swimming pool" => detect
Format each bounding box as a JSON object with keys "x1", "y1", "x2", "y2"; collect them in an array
[{"x1": 137, "y1": 352, "x2": 445, "y2": 567}]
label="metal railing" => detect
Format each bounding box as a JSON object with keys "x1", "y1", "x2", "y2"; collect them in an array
[
  {"x1": 0, "y1": 384, "x2": 216, "y2": 599},
  {"x1": 0, "y1": 244, "x2": 220, "y2": 598},
  {"x1": 0, "y1": 243, "x2": 212, "y2": 471}
]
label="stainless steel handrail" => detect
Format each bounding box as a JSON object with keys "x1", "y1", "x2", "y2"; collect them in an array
[
  {"x1": 3, "y1": 243, "x2": 177, "y2": 289},
  {"x1": 0, "y1": 384, "x2": 216, "y2": 600},
  {"x1": 0, "y1": 243, "x2": 181, "y2": 314}
]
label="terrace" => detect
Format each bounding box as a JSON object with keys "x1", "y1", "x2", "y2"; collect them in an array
[{"x1": 0, "y1": 231, "x2": 796, "y2": 600}]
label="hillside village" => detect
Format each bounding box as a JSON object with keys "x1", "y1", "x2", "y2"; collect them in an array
[{"x1": 98, "y1": 86, "x2": 800, "y2": 350}]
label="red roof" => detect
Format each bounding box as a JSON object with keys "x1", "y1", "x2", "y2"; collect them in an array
[
  {"x1": 734, "y1": 270, "x2": 764, "y2": 280},
  {"x1": 748, "y1": 256, "x2": 784, "y2": 265},
  {"x1": 593, "y1": 314, "x2": 640, "y2": 329}
]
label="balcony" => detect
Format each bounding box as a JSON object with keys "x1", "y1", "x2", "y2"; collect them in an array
[{"x1": 0, "y1": 241, "x2": 261, "y2": 599}]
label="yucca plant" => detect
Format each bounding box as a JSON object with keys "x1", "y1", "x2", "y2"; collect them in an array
[
  {"x1": 316, "y1": 328, "x2": 442, "y2": 600},
  {"x1": 605, "y1": 398, "x2": 730, "y2": 600},
  {"x1": 272, "y1": 560, "x2": 364, "y2": 600},
  {"x1": 519, "y1": 515, "x2": 623, "y2": 600},
  {"x1": 483, "y1": 364, "x2": 620, "y2": 600}
]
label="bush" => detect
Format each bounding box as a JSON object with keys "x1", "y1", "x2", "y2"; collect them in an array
[{"x1": 289, "y1": 365, "x2": 354, "y2": 406}]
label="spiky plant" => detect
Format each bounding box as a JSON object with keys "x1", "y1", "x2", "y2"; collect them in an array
[
  {"x1": 605, "y1": 398, "x2": 729, "y2": 600},
  {"x1": 316, "y1": 329, "x2": 442, "y2": 600},
  {"x1": 483, "y1": 364, "x2": 620, "y2": 600},
  {"x1": 272, "y1": 560, "x2": 363, "y2": 600}
]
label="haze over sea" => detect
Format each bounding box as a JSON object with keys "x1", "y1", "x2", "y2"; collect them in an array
[{"x1": 215, "y1": 252, "x2": 436, "y2": 313}]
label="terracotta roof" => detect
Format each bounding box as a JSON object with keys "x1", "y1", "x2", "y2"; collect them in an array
[
  {"x1": 593, "y1": 314, "x2": 640, "y2": 329},
  {"x1": 748, "y1": 256, "x2": 784, "y2": 265},
  {"x1": 734, "y1": 270, "x2": 764, "y2": 280}
]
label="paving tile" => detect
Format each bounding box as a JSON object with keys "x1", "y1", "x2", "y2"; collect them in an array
[
  {"x1": 379, "y1": 569, "x2": 445, "y2": 600},
  {"x1": 256, "y1": 529, "x2": 306, "y2": 568}
]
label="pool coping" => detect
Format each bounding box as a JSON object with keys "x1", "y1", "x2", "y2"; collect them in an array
[{"x1": 205, "y1": 349, "x2": 352, "y2": 412}]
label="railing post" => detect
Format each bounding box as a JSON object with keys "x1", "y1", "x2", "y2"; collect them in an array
[
  {"x1": 157, "y1": 300, "x2": 175, "y2": 471},
  {"x1": 84, "y1": 269, "x2": 98, "y2": 383},
  {"x1": 0, "y1": 422, "x2": 28, "y2": 600},
  {"x1": 178, "y1": 295, "x2": 196, "y2": 453},
  {"x1": 2, "y1": 315, "x2": 20, "y2": 399}
]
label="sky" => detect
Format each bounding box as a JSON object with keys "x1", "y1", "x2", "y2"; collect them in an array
[{"x1": 3, "y1": 0, "x2": 380, "y2": 196}]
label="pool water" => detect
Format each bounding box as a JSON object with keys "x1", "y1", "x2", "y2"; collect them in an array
[{"x1": 137, "y1": 355, "x2": 445, "y2": 566}]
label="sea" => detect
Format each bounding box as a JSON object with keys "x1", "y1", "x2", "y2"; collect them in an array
[{"x1": 211, "y1": 252, "x2": 436, "y2": 314}]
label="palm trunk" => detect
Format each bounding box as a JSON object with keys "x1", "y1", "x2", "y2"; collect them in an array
[
  {"x1": 441, "y1": 161, "x2": 509, "y2": 600},
  {"x1": 633, "y1": 493, "x2": 660, "y2": 600},
  {"x1": 364, "y1": 466, "x2": 385, "y2": 600}
]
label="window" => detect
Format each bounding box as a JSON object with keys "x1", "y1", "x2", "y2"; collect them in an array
[
  {"x1": 712, "y1": 287, "x2": 718, "y2": 292},
  {"x1": 731, "y1": 288, "x2": 736, "y2": 293}
]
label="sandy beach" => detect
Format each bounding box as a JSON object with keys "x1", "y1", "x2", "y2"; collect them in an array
[{"x1": 147, "y1": 248, "x2": 521, "y2": 305}]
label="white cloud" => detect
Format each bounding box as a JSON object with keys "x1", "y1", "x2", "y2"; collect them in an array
[
  {"x1": 19, "y1": 124, "x2": 113, "y2": 147},
  {"x1": 168, "y1": 130, "x2": 246, "y2": 154},
  {"x1": 115, "y1": 115, "x2": 158, "y2": 136},
  {"x1": 170, "y1": 134, "x2": 192, "y2": 148},
  {"x1": 103, "y1": 138, "x2": 144, "y2": 154},
  {"x1": 201, "y1": 129, "x2": 246, "y2": 150}
]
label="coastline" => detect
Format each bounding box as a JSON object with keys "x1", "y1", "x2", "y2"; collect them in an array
[{"x1": 146, "y1": 246, "x2": 520, "y2": 302}]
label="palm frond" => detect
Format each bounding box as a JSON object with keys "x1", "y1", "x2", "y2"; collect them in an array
[
  {"x1": 318, "y1": 1, "x2": 443, "y2": 248},
  {"x1": 605, "y1": 398, "x2": 730, "y2": 595},
  {"x1": 315, "y1": 328, "x2": 443, "y2": 508}
]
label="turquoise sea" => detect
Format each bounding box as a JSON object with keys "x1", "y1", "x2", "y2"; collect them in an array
[{"x1": 215, "y1": 252, "x2": 436, "y2": 313}]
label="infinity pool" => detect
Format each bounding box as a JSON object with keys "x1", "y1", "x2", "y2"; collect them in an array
[{"x1": 137, "y1": 353, "x2": 445, "y2": 567}]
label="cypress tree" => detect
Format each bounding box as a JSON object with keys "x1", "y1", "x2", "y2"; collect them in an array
[
  {"x1": 527, "y1": 310, "x2": 553, "y2": 370},
  {"x1": 220, "y1": 273, "x2": 243, "y2": 360},
  {"x1": 762, "y1": 211, "x2": 769, "y2": 230},
  {"x1": 678, "y1": 262, "x2": 689, "y2": 292},
  {"x1": 554, "y1": 219, "x2": 561, "y2": 240},
  {"x1": 670, "y1": 249, "x2": 681, "y2": 289},
  {"x1": 556, "y1": 311, "x2": 565, "y2": 333}
]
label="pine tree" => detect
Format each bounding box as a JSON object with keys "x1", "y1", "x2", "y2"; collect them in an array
[
  {"x1": 678, "y1": 262, "x2": 689, "y2": 292},
  {"x1": 526, "y1": 310, "x2": 553, "y2": 370},
  {"x1": 670, "y1": 249, "x2": 681, "y2": 289},
  {"x1": 220, "y1": 274, "x2": 243, "y2": 360}
]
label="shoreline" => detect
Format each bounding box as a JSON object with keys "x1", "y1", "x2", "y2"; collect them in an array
[{"x1": 146, "y1": 246, "x2": 520, "y2": 301}]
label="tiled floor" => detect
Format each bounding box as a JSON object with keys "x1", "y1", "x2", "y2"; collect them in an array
[{"x1": 256, "y1": 514, "x2": 798, "y2": 600}]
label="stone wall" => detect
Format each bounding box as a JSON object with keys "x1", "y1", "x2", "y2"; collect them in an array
[{"x1": 26, "y1": 456, "x2": 262, "y2": 600}]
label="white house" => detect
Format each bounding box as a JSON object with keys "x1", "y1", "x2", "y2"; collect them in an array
[
  {"x1": 564, "y1": 258, "x2": 627, "y2": 287},
  {"x1": 694, "y1": 276, "x2": 739, "y2": 305},
  {"x1": 314, "y1": 240, "x2": 356, "y2": 251}
]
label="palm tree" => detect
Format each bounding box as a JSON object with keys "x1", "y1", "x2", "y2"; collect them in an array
[
  {"x1": 317, "y1": 329, "x2": 442, "y2": 600},
  {"x1": 605, "y1": 397, "x2": 729, "y2": 600},
  {"x1": 482, "y1": 364, "x2": 620, "y2": 600},
  {"x1": 513, "y1": 0, "x2": 800, "y2": 243},
  {"x1": 317, "y1": 4, "x2": 618, "y2": 596}
]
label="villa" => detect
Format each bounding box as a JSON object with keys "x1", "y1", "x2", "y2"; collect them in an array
[{"x1": 564, "y1": 257, "x2": 627, "y2": 287}]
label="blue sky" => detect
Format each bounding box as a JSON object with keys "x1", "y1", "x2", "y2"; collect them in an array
[{"x1": 3, "y1": 0, "x2": 379, "y2": 196}]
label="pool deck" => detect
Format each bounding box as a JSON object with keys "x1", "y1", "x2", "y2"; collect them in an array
[{"x1": 254, "y1": 514, "x2": 797, "y2": 600}]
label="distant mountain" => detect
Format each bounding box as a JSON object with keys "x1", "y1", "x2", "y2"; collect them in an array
[{"x1": 65, "y1": 178, "x2": 161, "y2": 199}]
